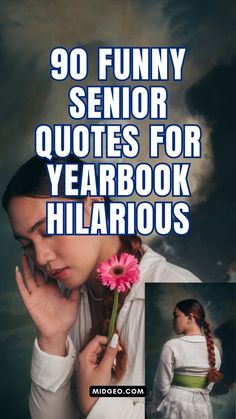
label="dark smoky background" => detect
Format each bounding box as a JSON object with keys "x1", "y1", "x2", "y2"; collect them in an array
[
  {"x1": 145, "y1": 283, "x2": 236, "y2": 418},
  {"x1": 0, "y1": 1, "x2": 235, "y2": 417}
]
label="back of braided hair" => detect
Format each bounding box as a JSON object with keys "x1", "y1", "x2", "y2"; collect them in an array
[
  {"x1": 176, "y1": 299, "x2": 222, "y2": 383},
  {"x1": 202, "y1": 319, "x2": 223, "y2": 382}
]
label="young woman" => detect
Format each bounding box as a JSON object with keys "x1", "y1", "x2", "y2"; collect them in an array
[
  {"x1": 147, "y1": 299, "x2": 222, "y2": 419},
  {"x1": 2, "y1": 155, "x2": 200, "y2": 419}
]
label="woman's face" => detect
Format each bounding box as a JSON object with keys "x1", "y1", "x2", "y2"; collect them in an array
[
  {"x1": 8, "y1": 196, "x2": 119, "y2": 290},
  {"x1": 172, "y1": 307, "x2": 189, "y2": 334}
]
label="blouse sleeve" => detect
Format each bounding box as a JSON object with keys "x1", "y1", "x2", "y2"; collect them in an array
[
  {"x1": 147, "y1": 343, "x2": 174, "y2": 417},
  {"x1": 29, "y1": 337, "x2": 79, "y2": 419}
]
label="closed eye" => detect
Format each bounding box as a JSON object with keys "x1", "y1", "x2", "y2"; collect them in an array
[
  {"x1": 42, "y1": 232, "x2": 53, "y2": 238},
  {"x1": 39, "y1": 226, "x2": 53, "y2": 238},
  {"x1": 20, "y1": 242, "x2": 33, "y2": 250},
  {"x1": 16, "y1": 237, "x2": 33, "y2": 250}
]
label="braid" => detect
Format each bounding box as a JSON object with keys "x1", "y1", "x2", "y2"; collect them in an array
[
  {"x1": 203, "y1": 320, "x2": 223, "y2": 383},
  {"x1": 176, "y1": 299, "x2": 223, "y2": 384}
]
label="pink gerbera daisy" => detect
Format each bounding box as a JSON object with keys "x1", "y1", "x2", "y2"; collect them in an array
[{"x1": 97, "y1": 252, "x2": 140, "y2": 293}]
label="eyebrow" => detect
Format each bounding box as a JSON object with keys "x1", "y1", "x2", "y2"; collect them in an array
[{"x1": 14, "y1": 217, "x2": 47, "y2": 240}]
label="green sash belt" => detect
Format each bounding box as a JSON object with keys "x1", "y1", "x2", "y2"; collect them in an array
[{"x1": 172, "y1": 373, "x2": 208, "y2": 388}]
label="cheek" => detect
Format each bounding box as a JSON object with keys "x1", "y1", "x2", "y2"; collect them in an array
[
  {"x1": 180, "y1": 319, "x2": 188, "y2": 330},
  {"x1": 59, "y1": 238, "x2": 93, "y2": 263},
  {"x1": 57, "y1": 236, "x2": 84, "y2": 253},
  {"x1": 173, "y1": 319, "x2": 178, "y2": 330},
  {"x1": 68, "y1": 235, "x2": 102, "y2": 256},
  {"x1": 175, "y1": 318, "x2": 184, "y2": 329},
  {"x1": 57, "y1": 235, "x2": 102, "y2": 274}
]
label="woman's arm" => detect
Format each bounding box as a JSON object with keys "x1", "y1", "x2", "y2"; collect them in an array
[
  {"x1": 153, "y1": 343, "x2": 175, "y2": 398},
  {"x1": 147, "y1": 343, "x2": 174, "y2": 417},
  {"x1": 29, "y1": 336, "x2": 79, "y2": 419},
  {"x1": 15, "y1": 256, "x2": 80, "y2": 351},
  {"x1": 15, "y1": 256, "x2": 80, "y2": 418}
]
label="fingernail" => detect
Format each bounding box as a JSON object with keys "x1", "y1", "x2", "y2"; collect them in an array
[
  {"x1": 15, "y1": 266, "x2": 19, "y2": 272},
  {"x1": 109, "y1": 333, "x2": 119, "y2": 349},
  {"x1": 118, "y1": 344, "x2": 123, "y2": 352}
]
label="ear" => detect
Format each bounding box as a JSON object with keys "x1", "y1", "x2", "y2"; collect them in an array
[
  {"x1": 84, "y1": 196, "x2": 105, "y2": 215},
  {"x1": 188, "y1": 313, "x2": 194, "y2": 322}
]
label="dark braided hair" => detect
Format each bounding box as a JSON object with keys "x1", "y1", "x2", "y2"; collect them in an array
[
  {"x1": 176, "y1": 299, "x2": 222, "y2": 383},
  {"x1": 202, "y1": 319, "x2": 223, "y2": 382}
]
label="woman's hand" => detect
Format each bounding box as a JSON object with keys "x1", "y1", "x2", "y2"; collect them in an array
[
  {"x1": 77, "y1": 334, "x2": 119, "y2": 415},
  {"x1": 15, "y1": 254, "x2": 80, "y2": 355}
]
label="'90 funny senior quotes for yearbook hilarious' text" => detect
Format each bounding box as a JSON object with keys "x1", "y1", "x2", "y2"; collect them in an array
[{"x1": 35, "y1": 46, "x2": 201, "y2": 237}]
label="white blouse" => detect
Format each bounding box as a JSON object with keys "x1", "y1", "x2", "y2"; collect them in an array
[
  {"x1": 29, "y1": 245, "x2": 200, "y2": 419},
  {"x1": 147, "y1": 335, "x2": 221, "y2": 419}
]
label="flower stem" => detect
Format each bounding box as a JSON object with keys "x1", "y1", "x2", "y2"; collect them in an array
[{"x1": 108, "y1": 290, "x2": 119, "y2": 341}]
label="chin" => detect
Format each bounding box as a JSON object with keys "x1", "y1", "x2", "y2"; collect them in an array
[{"x1": 62, "y1": 280, "x2": 81, "y2": 290}]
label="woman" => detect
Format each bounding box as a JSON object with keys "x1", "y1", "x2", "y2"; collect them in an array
[
  {"x1": 147, "y1": 299, "x2": 222, "y2": 419},
  {"x1": 2, "y1": 155, "x2": 200, "y2": 419}
]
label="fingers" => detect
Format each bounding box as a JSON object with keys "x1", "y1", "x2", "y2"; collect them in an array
[
  {"x1": 15, "y1": 266, "x2": 30, "y2": 302},
  {"x1": 85, "y1": 335, "x2": 108, "y2": 353},
  {"x1": 34, "y1": 266, "x2": 46, "y2": 287},
  {"x1": 21, "y1": 254, "x2": 38, "y2": 292},
  {"x1": 79, "y1": 335, "x2": 108, "y2": 361},
  {"x1": 99, "y1": 333, "x2": 119, "y2": 372}
]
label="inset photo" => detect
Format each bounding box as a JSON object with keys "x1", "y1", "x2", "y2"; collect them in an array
[{"x1": 145, "y1": 283, "x2": 236, "y2": 419}]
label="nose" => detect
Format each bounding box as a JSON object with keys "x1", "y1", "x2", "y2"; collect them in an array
[{"x1": 33, "y1": 241, "x2": 56, "y2": 267}]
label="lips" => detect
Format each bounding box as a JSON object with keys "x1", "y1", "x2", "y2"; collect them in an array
[{"x1": 47, "y1": 267, "x2": 70, "y2": 280}]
